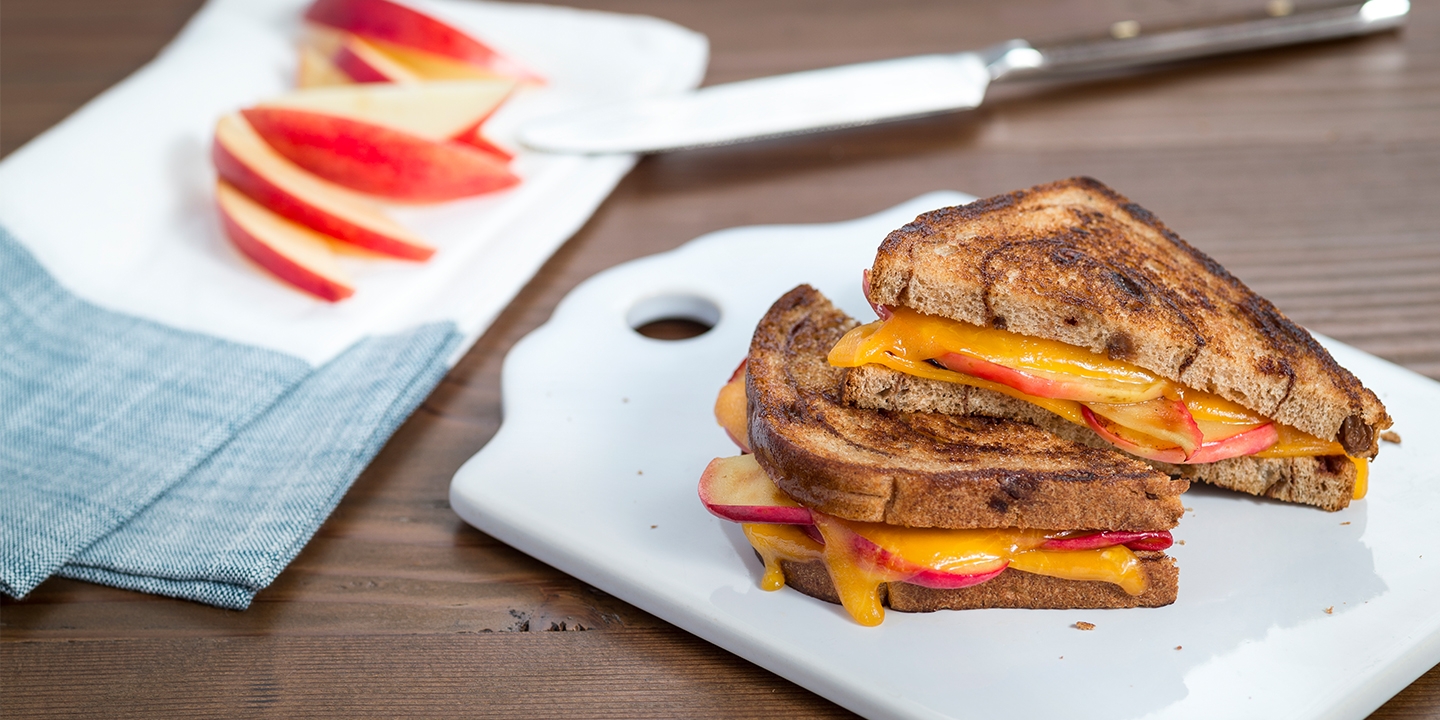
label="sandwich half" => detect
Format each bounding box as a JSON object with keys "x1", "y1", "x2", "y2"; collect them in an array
[
  {"x1": 701, "y1": 285, "x2": 1185, "y2": 626},
  {"x1": 831, "y1": 177, "x2": 1391, "y2": 511}
]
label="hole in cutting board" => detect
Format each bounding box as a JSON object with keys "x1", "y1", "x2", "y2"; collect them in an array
[{"x1": 628, "y1": 294, "x2": 720, "y2": 340}]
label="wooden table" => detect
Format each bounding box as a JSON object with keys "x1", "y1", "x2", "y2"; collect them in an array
[{"x1": 4, "y1": 0, "x2": 1438, "y2": 716}]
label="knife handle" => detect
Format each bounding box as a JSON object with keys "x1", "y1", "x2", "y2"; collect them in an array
[{"x1": 984, "y1": 0, "x2": 1408, "y2": 82}]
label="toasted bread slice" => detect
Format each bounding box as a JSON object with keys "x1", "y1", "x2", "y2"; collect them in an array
[
  {"x1": 746, "y1": 285, "x2": 1187, "y2": 531},
  {"x1": 867, "y1": 177, "x2": 1390, "y2": 457},
  {"x1": 776, "y1": 550, "x2": 1178, "y2": 611},
  {"x1": 847, "y1": 363, "x2": 1360, "y2": 511}
]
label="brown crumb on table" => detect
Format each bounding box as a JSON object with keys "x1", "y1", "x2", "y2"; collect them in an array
[
  {"x1": 650, "y1": 525, "x2": 657, "y2": 529},
  {"x1": 1074, "y1": 621, "x2": 1096, "y2": 631},
  {"x1": 1341, "y1": 521, "x2": 1351, "y2": 526},
  {"x1": 1183, "y1": 507, "x2": 1194, "y2": 512},
  {"x1": 1381, "y1": 430, "x2": 1401, "y2": 444},
  {"x1": 1177, "y1": 540, "x2": 1186, "y2": 545},
  {"x1": 1324, "y1": 606, "x2": 1334, "y2": 615},
  {"x1": 1175, "y1": 646, "x2": 1183, "y2": 651}
]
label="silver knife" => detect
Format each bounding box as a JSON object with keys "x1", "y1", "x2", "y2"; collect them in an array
[{"x1": 520, "y1": 0, "x2": 1409, "y2": 154}]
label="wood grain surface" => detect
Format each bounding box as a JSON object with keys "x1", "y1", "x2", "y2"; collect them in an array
[{"x1": 3, "y1": 0, "x2": 1438, "y2": 717}]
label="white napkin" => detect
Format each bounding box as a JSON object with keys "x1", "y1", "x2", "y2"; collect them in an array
[{"x1": 0, "y1": 0, "x2": 708, "y2": 366}]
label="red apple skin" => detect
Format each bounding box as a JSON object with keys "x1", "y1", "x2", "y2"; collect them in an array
[
  {"x1": 697, "y1": 457, "x2": 812, "y2": 525},
  {"x1": 836, "y1": 523, "x2": 1008, "y2": 590},
  {"x1": 448, "y1": 97, "x2": 515, "y2": 161},
  {"x1": 217, "y1": 201, "x2": 353, "y2": 302},
  {"x1": 1186, "y1": 423, "x2": 1279, "y2": 464},
  {"x1": 333, "y1": 39, "x2": 404, "y2": 83},
  {"x1": 905, "y1": 564, "x2": 1008, "y2": 590},
  {"x1": 458, "y1": 131, "x2": 514, "y2": 162},
  {"x1": 242, "y1": 107, "x2": 519, "y2": 202},
  {"x1": 305, "y1": 0, "x2": 540, "y2": 81},
  {"x1": 705, "y1": 503, "x2": 813, "y2": 525},
  {"x1": 1083, "y1": 406, "x2": 1278, "y2": 465},
  {"x1": 212, "y1": 126, "x2": 434, "y2": 260}
]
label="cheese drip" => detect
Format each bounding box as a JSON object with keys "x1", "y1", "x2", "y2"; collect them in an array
[
  {"x1": 742, "y1": 518, "x2": 1149, "y2": 627},
  {"x1": 829, "y1": 308, "x2": 1367, "y2": 497}
]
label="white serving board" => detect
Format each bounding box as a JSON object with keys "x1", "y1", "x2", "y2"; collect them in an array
[{"x1": 450, "y1": 192, "x2": 1440, "y2": 720}]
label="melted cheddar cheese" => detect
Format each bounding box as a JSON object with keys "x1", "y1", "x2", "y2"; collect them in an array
[
  {"x1": 829, "y1": 308, "x2": 1367, "y2": 497},
  {"x1": 743, "y1": 518, "x2": 1149, "y2": 626}
]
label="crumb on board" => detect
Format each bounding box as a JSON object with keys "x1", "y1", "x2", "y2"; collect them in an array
[
  {"x1": 650, "y1": 525, "x2": 657, "y2": 529},
  {"x1": 1183, "y1": 507, "x2": 1194, "y2": 512},
  {"x1": 1177, "y1": 539, "x2": 1186, "y2": 545},
  {"x1": 1381, "y1": 430, "x2": 1401, "y2": 444},
  {"x1": 1175, "y1": 646, "x2": 1182, "y2": 650},
  {"x1": 1324, "y1": 606, "x2": 1334, "y2": 615},
  {"x1": 637, "y1": 470, "x2": 643, "y2": 475},
  {"x1": 1074, "y1": 621, "x2": 1096, "y2": 631},
  {"x1": 1341, "y1": 521, "x2": 1351, "y2": 526}
]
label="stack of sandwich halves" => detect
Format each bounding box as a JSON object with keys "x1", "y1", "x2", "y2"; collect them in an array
[{"x1": 700, "y1": 177, "x2": 1392, "y2": 626}]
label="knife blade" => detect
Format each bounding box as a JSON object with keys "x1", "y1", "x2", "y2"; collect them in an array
[{"x1": 520, "y1": 0, "x2": 1408, "y2": 155}]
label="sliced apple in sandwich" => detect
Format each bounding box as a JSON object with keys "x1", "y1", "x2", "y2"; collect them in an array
[
  {"x1": 216, "y1": 181, "x2": 355, "y2": 302},
  {"x1": 213, "y1": 113, "x2": 433, "y2": 260},
  {"x1": 699, "y1": 455, "x2": 813, "y2": 525},
  {"x1": 241, "y1": 106, "x2": 518, "y2": 202},
  {"x1": 304, "y1": 0, "x2": 542, "y2": 82},
  {"x1": 258, "y1": 79, "x2": 514, "y2": 146}
]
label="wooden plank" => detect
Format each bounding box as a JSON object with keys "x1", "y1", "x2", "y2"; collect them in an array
[
  {"x1": 2, "y1": 0, "x2": 1438, "y2": 717},
  {"x1": 1, "y1": 633, "x2": 858, "y2": 718}
]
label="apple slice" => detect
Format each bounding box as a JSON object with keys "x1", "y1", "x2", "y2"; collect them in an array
[
  {"x1": 216, "y1": 181, "x2": 355, "y2": 301},
  {"x1": 1085, "y1": 395, "x2": 1203, "y2": 456},
  {"x1": 698, "y1": 455, "x2": 812, "y2": 525},
  {"x1": 1186, "y1": 423, "x2": 1279, "y2": 464},
  {"x1": 1082, "y1": 406, "x2": 1188, "y2": 464},
  {"x1": 259, "y1": 79, "x2": 514, "y2": 145},
  {"x1": 297, "y1": 43, "x2": 352, "y2": 88},
  {"x1": 214, "y1": 114, "x2": 433, "y2": 260},
  {"x1": 241, "y1": 106, "x2": 519, "y2": 202},
  {"x1": 811, "y1": 515, "x2": 1010, "y2": 590},
  {"x1": 936, "y1": 352, "x2": 1167, "y2": 405},
  {"x1": 304, "y1": 0, "x2": 541, "y2": 82}
]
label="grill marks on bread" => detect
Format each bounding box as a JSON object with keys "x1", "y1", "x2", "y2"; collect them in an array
[
  {"x1": 869, "y1": 177, "x2": 1390, "y2": 457},
  {"x1": 745, "y1": 285, "x2": 1186, "y2": 531}
]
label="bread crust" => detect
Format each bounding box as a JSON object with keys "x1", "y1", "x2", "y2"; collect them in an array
[
  {"x1": 867, "y1": 177, "x2": 1391, "y2": 457},
  {"x1": 775, "y1": 551, "x2": 1178, "y2": 611},
  {"x1": 846, "y1": 363, "x2": 1359, "y2": 511},
  {"x1": 746, "y1": 285, "x2": 1187, "y2": 531}
]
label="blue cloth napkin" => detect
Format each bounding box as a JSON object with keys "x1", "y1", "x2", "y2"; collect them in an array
[{"x1": 1, "y1": 228, "x2": 460, "y2": 608}]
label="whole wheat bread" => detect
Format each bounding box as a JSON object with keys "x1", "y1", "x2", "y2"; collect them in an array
[
  {"x1": 746, "y1": 285, "x2": 1187, "y2": 531},
  {"x1": 866, "y1": 177, "x2": 1390, "y2": 457}
]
